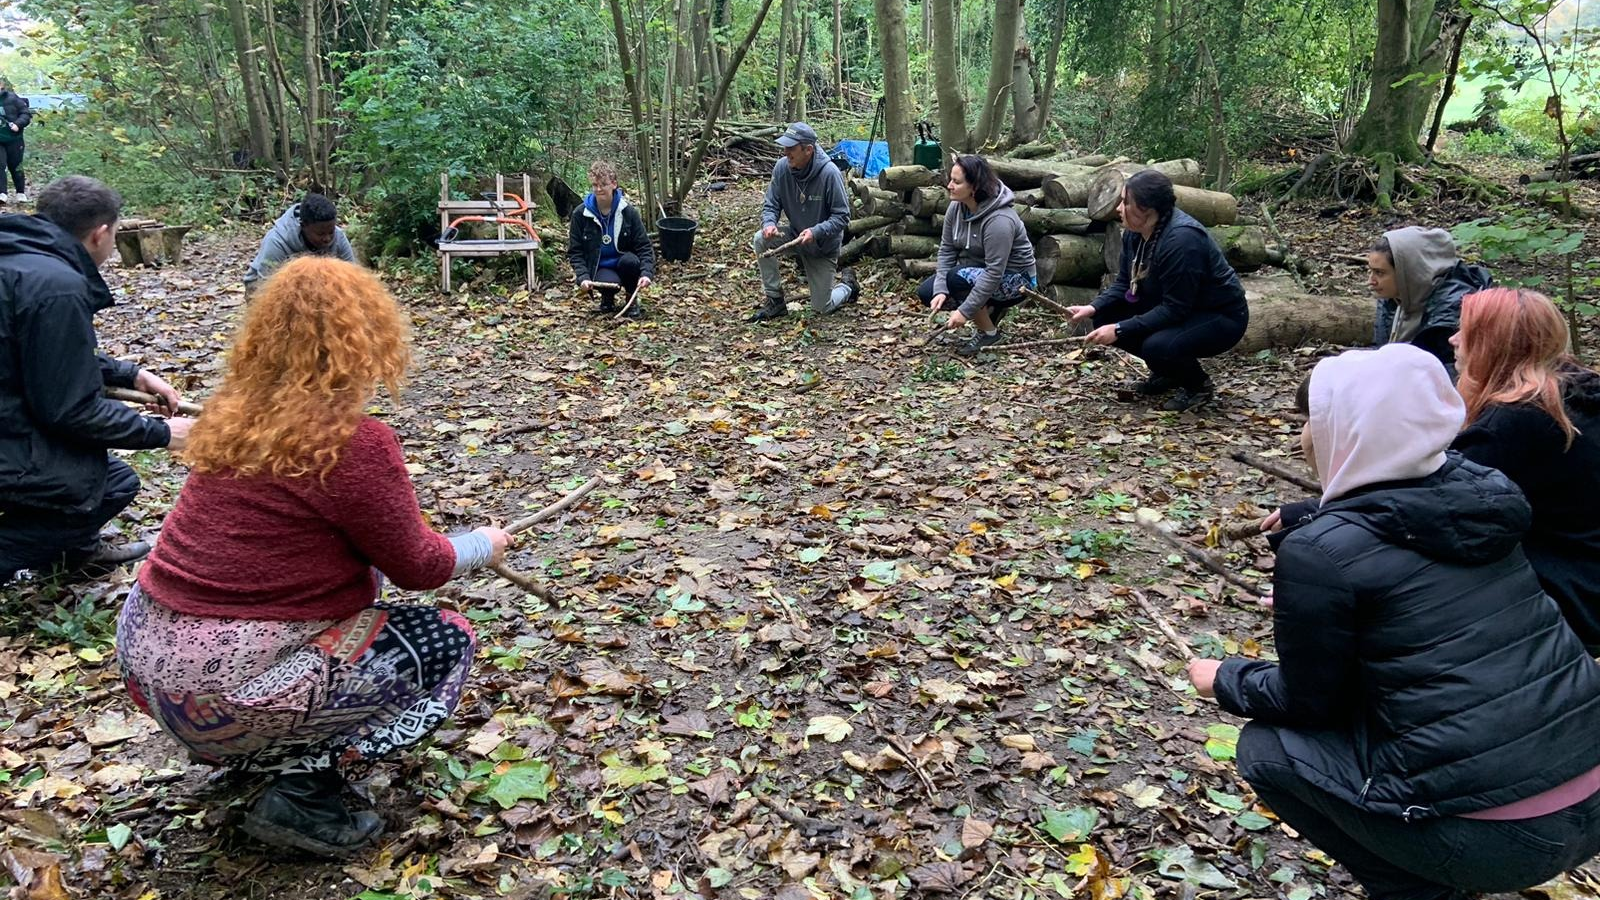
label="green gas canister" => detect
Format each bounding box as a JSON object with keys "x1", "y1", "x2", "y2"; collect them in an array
[{"x1": 913, "y1": 122, "x2": 942, "y2": 170}]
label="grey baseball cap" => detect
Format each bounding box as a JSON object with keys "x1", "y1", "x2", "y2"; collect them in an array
[{"x1": 775, "y1": 122, "x2": 818, "y2": 148}]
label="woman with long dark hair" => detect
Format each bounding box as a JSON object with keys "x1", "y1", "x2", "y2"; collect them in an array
[
  {"x1": 1065, "y1": 170, "x2": 1247, "y2": 410},
  {"x1": 918, "y1": 154, "x2": 1037, "y2": 356}
]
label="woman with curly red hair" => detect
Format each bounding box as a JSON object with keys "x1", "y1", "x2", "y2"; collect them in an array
[
  {"x1": 116, "y1": 257, "x2": 511, "y2": 858},
  {"x1": 1449, "y1": 287, "x2": 1600, "y2": 650}
]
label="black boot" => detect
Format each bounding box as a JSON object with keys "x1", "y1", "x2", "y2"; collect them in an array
[{"x1": 241, "y1": 770, "x2": 384, "y2": 858}]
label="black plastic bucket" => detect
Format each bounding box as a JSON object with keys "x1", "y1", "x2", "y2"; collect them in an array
[{"x1": 657, "y1": 216, "x2": 698, "y2": 262}]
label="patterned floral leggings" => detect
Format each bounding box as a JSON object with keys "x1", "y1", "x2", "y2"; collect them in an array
[{"x1": 117, "y1": 583, "x2": 475, "y2": 774}]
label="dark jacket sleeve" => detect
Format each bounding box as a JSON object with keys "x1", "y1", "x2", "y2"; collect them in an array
[
  {"x1": 1090, "y1": 230, "x2": 1135, "y2": 311},
  {"x1": 97, "y1": 354, "x2": 141, "y2": 389},
  {"x1": 1213, "y1": 532, "x2": 1361, "y2": 727},
  {"x1": 9, "y1": 97, "x2": 30, "y2": 130},
  {"x1": 625, "y1": 206, "x2": 655, "y2": 277},
  {"x1": 567, "y1": 211, "x2": 592, "y2": 285},
  {"x1": 1277, "y1": 498, "x2": 1322, "y2": 530},
  {"x1": 1116, "y1": 228, "x2": 1207, "y2": 340},
  {"x1": 1453, "y1": 406, "x2": 1551, "y2": 490},
  {"x1": 20, "y1": 292, "x2": 169, "y2": 449}
]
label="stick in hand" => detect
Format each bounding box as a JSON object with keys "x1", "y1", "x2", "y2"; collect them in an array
[
  {"x1": 105, "y1": 386, "x2": 205, "y2": 417},
  {"x1": 759, "y1": 235, "x2": 805, "y2": 259}
]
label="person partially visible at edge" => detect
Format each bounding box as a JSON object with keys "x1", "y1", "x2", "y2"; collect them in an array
[
  {"x1": 1367, "y1": 225, "x2": 1492, "y2": 377},
  {"x1": 1190, "y1": 343, "x2": 1600, "y2": 900},
  {"x1": 0, "y1": 175, "x2": 194, "y2": 584},
  {"x1": 918, "y1": 154, "x2": 1037, "y2": 357},
  {"x1": 118, "y1": 257, "x2": 512, "y2": 858},
  {"x1": 243, "y1": 192, "x2": 355, "y2": 295},
  {"x1": 1263, "y1": 288, "x2": 1600, "y2": 652},
  {"x1": 0, "y1": 81, "x2": 32, "y2": 204},
  {"x1": 568, "y1": 160, "x2": 655, "y2": 319},
  {"x1": 747, "y1": 121, "x2": 859, "y2": 322},
  {"x1": 1065, "y1": 169, "x2": 1248, "y2": 412}
]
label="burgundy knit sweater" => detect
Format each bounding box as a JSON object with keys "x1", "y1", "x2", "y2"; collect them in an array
[{"x1": 139, "y1": 417, "x2": 455, "y2": 621}]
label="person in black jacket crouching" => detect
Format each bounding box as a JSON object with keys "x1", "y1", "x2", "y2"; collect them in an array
[
  {"x1": 568, "y1": 160, "x2": 655, "y2": 319},
  {"x1": 1065, "y1": 169, "x2": 1248, "y2": 412},
  {"x1": 0, "y1": 176, "x2": 195, "y2": 583},
  {"x1": 1189, "y1": 343, "x2": 1600, "y2": 900}
]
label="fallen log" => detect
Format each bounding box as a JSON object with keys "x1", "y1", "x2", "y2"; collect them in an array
[
  {"x1": 1012, "y1": 188, "x2": 1044, "y2": 207},
  {"x1": 868, "y1": 233, "x2": 941, "y2": 258},
  {"x1": 900, "y1": 257, "x2": 939, "y2": 278},
  {"x1": 860, "y1": 188, "x2": 905, "y2": 218},
  {"x1": 1051, "y1": 285, "x2": 1100, "y2": 308},
  {"x1": 897, "y1": 216, "x2": 942, "y2": 237},
  {"x1": 1234, "y1": 274, "x2": 1372, "y2": 354},
  {"x1": 1103, "y1": 223, "x2": 1125, "y2": 275},
  {"x1": 1087, "y1": 159, "x2": 1204, "y2": 197},
  {"x1": 988, "y1": 157, "x2": 1098, "y2": 190},
  {"x1": 1040, "y1": 172, "x2": 1098, "y2": 209},
  {"x1": 910, "y1": 185, "x2": 949, "y2": 217},
  {"x1": 878, "y1": 165, "x2": 941, "y2": 192},
  {"x1": 1019, "y1": 206, "x2": 1094, "y2": 237},
  {"x1": 1209, "y1": 225, "x2": 1274, "y2": 273},
  {"x1": 846, "y1": 215, "x2": 898, "y2": 237},
  {"x1": 840, "y1": 228, "x2": 888, "y2": 265},
  {"x1": 1033, "y1": 233, "x2": 1106, "y2": 286},
  {"x1": 1088, "y1": 175, "x2": 1238, "y2": 225},
  {"x1": 1009, "y1": 141, "x2": 1058, "y2": 159}
]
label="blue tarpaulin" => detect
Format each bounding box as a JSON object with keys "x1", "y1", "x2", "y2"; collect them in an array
[{"x1": 829, "y1": 140, "x2": 892, "y2": 178}]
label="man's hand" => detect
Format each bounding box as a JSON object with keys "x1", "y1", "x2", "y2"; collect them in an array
[
  {"x1": 1066, "y1": 304, "x2": 1096, "y2": 321},
  {"x1": 475, "y1": 526, "x2": 513, "y2": 566},
  {"x1": 637, "y1": 276, "x2": 653, "y2": 291},
  {"x1": 580, "y1": 280, "x2": 595, "y2": 294},
  {"x1": 763, "y1": 224, "x2": 780, "y2": 240},
  {"x1": 1086, "y1": 323, "x2": 1119, "y2": 345},
  {"x1": 946, "y1": 309, "x2": 968, "y2": 329},
  {"x1": 134, "y1": 369, "x2": 182, "y2": 414},
  {"x1": 798, "y1": 228, "x2": 815, "y2": 245},
  {"x1": 929, "y1": 292, "x2": 948, "y2": 311},
  {"x1": 1187, "y1": 659, "x2": 1222, "y2": 698},
  {"x1": 165, "y1": 416, "x2": 196, "y2": 452}
]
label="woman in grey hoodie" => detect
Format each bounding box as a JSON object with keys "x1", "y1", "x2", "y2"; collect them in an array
[
  {"x1": 1367, "y1": 226, "x2": 1492, "y2": 377},
  {"x1": 918, "y1": 155, "x2": 1036, "y2": 356}
]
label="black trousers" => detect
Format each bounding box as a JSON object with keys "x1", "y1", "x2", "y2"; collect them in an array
[
  {"x1": 0, "y1": 456, "x2": 140, "y2": 578},
  {"x1": 915, "y1": 272, "x2": 1025, "y2": 321},
  {"x1": 1091, "y1": 296, "x2": 1245, "y2": 387},
  {"x1": 2, "y1": 140, "x2": 23, "y2": 193},
  {"x1": 594, "y1": 253, "x2": 642, "y2": 308},
  {"x1": 1238, "y1": 723, "x2": 1600, "y2": 900}
]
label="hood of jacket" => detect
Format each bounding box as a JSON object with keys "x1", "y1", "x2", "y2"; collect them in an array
[
  {"x1": 581, "y1": 189, "x2": 631, "y2": 225},
  {"x1": 1309, "y1": 343, "x2": 1465, "y2": 504},
  {"x1": 1321, "y1": 454, "x2": 1531, "y2": 566},
  {"x1": 0, "y1": 213, "x2": 112, "y2": 311},
  {"x1": 951, "y1": 182, "x2": 1017, "y2": 251},
  {"x1": 266, "y1": 203, "x2": 319, "y2": 256}
]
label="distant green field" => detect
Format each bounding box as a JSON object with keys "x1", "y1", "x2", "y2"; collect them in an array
[{"x1": 1441, "y1": 61, "x2": 1599, "y2": 125}]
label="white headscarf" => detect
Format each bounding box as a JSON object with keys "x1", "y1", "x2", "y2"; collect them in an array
[{"x1": 1309, "y1": 344, "x2": 1466, "y2": 503}]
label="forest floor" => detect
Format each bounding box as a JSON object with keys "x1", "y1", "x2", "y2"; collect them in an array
[{"x1": 2, "y1": 168, "x2": 1599, "y2": 900}]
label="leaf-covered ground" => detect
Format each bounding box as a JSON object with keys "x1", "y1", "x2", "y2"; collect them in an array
[{"x1": 3, "y1": 179, "x2": 1598, "y2": 900}]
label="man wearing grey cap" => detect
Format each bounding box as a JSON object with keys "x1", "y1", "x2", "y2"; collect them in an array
[{"x1": 748, "y1": 122, "x2": 858, "y2": 322}]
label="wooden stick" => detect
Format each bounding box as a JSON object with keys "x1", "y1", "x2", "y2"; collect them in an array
[
  {"x1": 612, "y1": 284, "x2": 643, "y2": 320},
  {"x1": 1135, "y1": 519, "x2": 1264, "y2": 596},
  {"x1": 1231, "y1": 450, "x2": 1320, "y2": 493},
  {"x1": 1222, "y1": 519, "x2": 1269, "y2": 543},
  {"x1": 994, "y1": 336, "x2": 1088, "y2": 352},
  {"x1": 758, "y1": 235, "x2": 805, "y2": 258},
  {"x1": 584, "y1": 281, "x2": 623, "y2": 291},
  {"x1": 490, "y1": 562, "x2": 552, "y2": 600},
  {"x1": 1130, "y1": 589, "x2": 1196, "y2": 662},
  {"x1": 1018, "y1": 284, "x2": 1080, "y2": 319},
  {"x1": 105, "y1": 387, "x2": 205, "y2": 417},
  {"x1": 504, "y1": 475, "x2": 605, "y2": 535}
]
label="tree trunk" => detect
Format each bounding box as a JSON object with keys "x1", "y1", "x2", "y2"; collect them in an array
[
  {"x1": 847, "y1": 214, "x2": 899, "y2": 236},
  {"x1": 260, "y1": 0, "x2": 296, "y2": 171},
  {"x1": 872, "y1": 0, "x2": 915, "y2": 165},
  {"x1": 1424, "y1": 14, "x2": 1469, "y2": 157},
  {"x1": 878, "y1": 164, "x2": 941, "y2": 191},
  {"x1": 608, "y1": 0, "x2": 658, "y2": 219},
  {"x1": 898, "y1": 216, "x2": 942, "y2": 236},
  {"x1": 989, "y1": 157, "x2": 1097, "y2": 190},
  {"x1": 1019, "y1": 206, "x2": 1094, "y2": 237},
  {"x1": 1234, "y1": 276, "x2": 1373, "y2": 353},
  {"x1": 973, "y1": 0, "x2": 1022, "y2": 148},
  {"x1": 1034, "y1": 233, "x2": 1106, "y2": 286},
  {"x1": 301, "y1": 0, "x2": 328, "y2": 189},
  {"x1": 1345, "y1": 0, "x2": 1453, "y2": 164},
  {"x1": 928, "y1": 0, "x2": 970, "y2": 154},
  {"x1": 1084, "y1": 160, "x2": 1205, "y2": 219},
  {"x1": 672, "y1": 0, "x2": 780, "y2": 202},
  {"x1": 1041, "y1": 172, "x2": 1099, "y2": 208},
  {"x1": 1198, "y1": 39, "x2": 1231, "y2": 190},
  {"x1": 1010, "y1": 43, "x2": 1040, "y2": 143},
  {"x1": 1035, "y1": 0, "x2": 1068, "y2": 137},
  {"x1": 1209, "y1": 225, "x2": 1273, "y2": 272},
  {"x1": 776, "y1": 0, "x2": 792, "y2": 120},
  {"x1": 1150, "y1": 0, "x2": 1170, "y2": 91},
  {"x1": 792, "y1": 4, "x2": 809, "y2": 120},
  {"x1": 223, "y1": 0, "x2": 274, "y2": 167},
  {"x1": 833, "y1": 0, "x2": 843, "y2": 95},
  {"x1": 910, "y1": 185, "x2": 950, "y2": 216}
]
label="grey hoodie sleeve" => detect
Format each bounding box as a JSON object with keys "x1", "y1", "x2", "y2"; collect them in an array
[
  {"x1": 810, "y1": 165, "x2": 851, "y2": 244},
  {"x1": 244, "y1": 227, "x2": 295, "y2": 292},
  {"x1": 761, "y1": 164, "x2": 784, "y2": 230},
  {"x1": 932, "y1": 205, "x2": 961, "y2": 297},
  {"x1": 334, "y1": 228, "x2": 356, "y2": 264},
  {"x1": 957, "y1": 216, "x2": 1016, "y2": 319}
]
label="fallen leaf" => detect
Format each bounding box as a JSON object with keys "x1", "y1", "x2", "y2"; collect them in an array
[{"x1": 804, "y1": 715, "x2": 854, "y2": 743}]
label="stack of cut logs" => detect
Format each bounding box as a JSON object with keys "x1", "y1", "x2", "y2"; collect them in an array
[{"x1": 844, "y1": 152, "x2": 1373, "y2": 352}]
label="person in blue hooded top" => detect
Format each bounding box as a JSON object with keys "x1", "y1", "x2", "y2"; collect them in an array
[
  {"x1": 568, "y1": 160, "x2": 655, "y2": 319},
  {"x1": 243, "y1": 192, "x2": 356, "y2": 295}
]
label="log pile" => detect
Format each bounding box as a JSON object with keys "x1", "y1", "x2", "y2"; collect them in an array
[{"x1": 843, "y1": 154, "x2": 1281, "y2": 297}]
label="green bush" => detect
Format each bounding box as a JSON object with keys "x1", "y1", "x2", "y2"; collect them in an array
[{"x1": 1454, "y1": 127, "x2": 1547, "y2": 159}]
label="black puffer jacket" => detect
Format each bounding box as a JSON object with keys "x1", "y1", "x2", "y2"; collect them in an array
[
  {"x1": 1089, "y1": 208, "x2": 1248, "y2": 341},
  {"x1": 567, "y1": 194, "x2": 655, "y2": 286},
  {"x1": 1453, "y1": 365, "x2": 1600, "y2": 648},
  {"x1": 0, "y1": 215, "x2": 169, "y2": 514},
  {"x1": 0, "y1": 90, "x2": 31, "y2": 137},
  {"x1": 1216, "y1": 454, "x2": 1600, "y2": 819}
]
